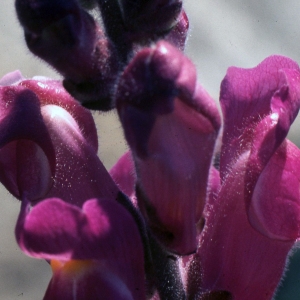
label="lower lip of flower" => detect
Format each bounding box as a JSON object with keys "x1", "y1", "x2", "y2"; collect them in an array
[{"x1": 50, "y1": 259, "x2": 95, "y2": 278}]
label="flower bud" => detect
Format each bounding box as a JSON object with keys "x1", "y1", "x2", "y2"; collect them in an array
[{"x1": 116, "y1": 41, "x2": 220, "y2": 254}]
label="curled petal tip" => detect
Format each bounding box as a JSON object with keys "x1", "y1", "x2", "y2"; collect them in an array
[
  {"x1": 249, "y1": 141, "x2": 300, "y2": 240},
  {"x1": 0, "y1": 70, "x2": 24, "y2": 86}
]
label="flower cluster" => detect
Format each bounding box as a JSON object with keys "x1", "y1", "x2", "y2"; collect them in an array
[{"x1": 0, "y1": 0, "x2": 300, "y2": 299}]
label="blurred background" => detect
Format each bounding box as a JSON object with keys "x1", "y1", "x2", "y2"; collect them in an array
[{"x1": 1, "y1": 0, "x2": 300, "y2": 298}]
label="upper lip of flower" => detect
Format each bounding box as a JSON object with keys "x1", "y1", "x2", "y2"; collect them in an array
[{"x1": 0, "y1": 71, "x2": 119, "y2": 205}]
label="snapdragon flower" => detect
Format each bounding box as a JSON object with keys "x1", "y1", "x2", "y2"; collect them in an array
[
  {"x1": 188, "y1": 55, "x2": 300, "y2": 300},
  {"x1": 0, "y1": 71, "x2": 146, "y2": 299}
]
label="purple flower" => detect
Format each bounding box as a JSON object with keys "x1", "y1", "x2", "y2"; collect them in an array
[
  {"x1": 116, "y1": 41, "x2": 221, "y2": 255},
  {"x1": 15, "y1": 0, "x2": 119, "y2": 110},
  {"x1": 8, "y1": 1, "x2": 300, "y2": 297},
  {"x1": 0, "y1": 71, "x2": 145, "y2": 299},
  {"x1": 0, "y1": 70, "x2": 119, "y2": 205},
  {"x1": 16, "y1": 197, "x2": 145, "y2": 300},
  {"x1": 188, "y1": 55, "x2": 300, "y2": 299}
]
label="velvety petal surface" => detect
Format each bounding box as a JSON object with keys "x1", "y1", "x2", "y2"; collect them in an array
[
  {"x1": 0, "y1": 82, "x2": 55, "y2": 200},
  {"x1": 195, "y1": 154, "x2": 294, "y2": 300},
  {"x1": 109, "y1": 151, "x2": 136, "y2": 203},
  {"x1": 16, "y1": 77, "x2": 118, "y2": 206},
  {"x1": 40, "y1": 104, "x2": 118, "y2": 206},
  {"x1": 165, "y1": 10, "x2": 189, "y2": 51},
  {"x1": 221, "y1": 56, "x2": 300, "y2": 238},
  {"x1": 44, "y1": 261, "x2": 134, "y2": 300},
  {"x1": 117, "y1": 41, "x2": 221, "y2": 254},
  {"x1": 16, "y1": 197, "x2": 145, "y2": 300},
  {"x1": 195, "y1": 55, "x2": 300, "y2": 299},
  {"x1": 249, "y1": 140, "x2": 300, "y2": 240},
  {"x1": 20, "y1": 78, "x2": 98, "y2": 151},
  {"x1": 0, "y1": 73, "x2": 109, "y2": 204},
  {"x1": 220, "y1": 55, "x2": 300, "y2": 181}
]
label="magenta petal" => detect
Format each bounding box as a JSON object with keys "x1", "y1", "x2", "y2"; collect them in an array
[
  {"x1": 0, "y1": 74, "x2": 118, "y2": 205},
  {"x1": 44, "y1": 264, "x2": 135, "y2": 300},
  {"x1": 196, "y1": 154, "x2": 293, "y2": 300},
  {"x1": 244, "y1": 67, "x2": 300, "y2": 208},
  {"x1": 20, "y1": 79, "x2": 98, "y2": 151},
  {"x1": 196, "y1": 56, "x2": 300, "y2": 298},
  {"x1": 0, "y1": 70, "x2": 24, "y2": 86},
  {"x1": 219, "y1": 55, "x2": 300, "y2": 180},
  {"x1": 17, "y1": 78, "x2": 117, "y2": 206},
  {"x1": 249, "y1": 140, "x2": 300, "y2": 240},
  {"x1": 41, "y1": 104, "x2": 118, "y2": 206},
  {"x1": 165, "y1": 10, "x2": 189, "y2": 51},
  {"x1": 109, "y1": 151, "x2": 136, "y2": 200},
  {"x1": 16, "y1": 197, "x2": 145, "y2": 299},
  {"x1": 117, "y1": 41, "x2": 220, "y2": 254},
  {"x1": 0, "y1": 86, "x2": 54, "y2": 163},
  {"x1": 16, "y1": 198, "x2": 84, "y2": 259},
  {"x1": 0, "y1": 86, "x2": 55, "y2": 199},
  {"x1": 16, "y1": 140, "x2": 52, "y2": 200}
]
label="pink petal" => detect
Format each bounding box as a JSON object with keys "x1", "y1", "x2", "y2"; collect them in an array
[
  {"x1": 0, "y1": 70, "x2": 24, "y2": 86},
  {"x1": 195, "y1": 154, "x2": 293, "y2": 300},
  {"x1": 40, "y1": 105, "x2": 118, "y2": 206},
  {"x1": 44, "y1": 262, "x2": 135, "y2": 300},
  {"x1": 110, "y1": 151, "x2": 137, "y2": 204},
  {"x1": 164, "y1": 10, "x2": 189, "y2": 51},
  {"x1": 0, "y1": 86, "x2": 55, "y2": 199},
  {"x1": 220, "y1": 55, "x2": 300, "y2": 181},
  {"x1": 20, "y1": 79, "x2": 98, "y2": 151},
  {"x1": 117, "y1": 41, "x2": 220, "y2": 254},
  {"x1": 195, "y1": 56, "x2": 300, "y2": 298},
  {"x1": 16, "y1": 197, "x2": 145, "y2": 299},
  {"x1": 249, "y1": 140, "x2": 300, "y2": 240}
]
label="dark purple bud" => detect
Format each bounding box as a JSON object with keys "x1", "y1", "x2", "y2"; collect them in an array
[
  {"x1": 118, "y1": 0, "x2": 182, "y2": 35},
  {"x1": 15, "y1": 0, "x2": 77, "y2": 34},
  {"x1": 95, "y1": 0, "x2": 130, "y2": 60},
  {"x1": 15, "y1": 0, "x2": 119, "y2": 111}
]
